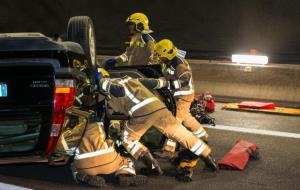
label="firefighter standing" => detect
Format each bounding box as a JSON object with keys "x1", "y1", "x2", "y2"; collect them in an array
[
  {"x1": 96, "y1": 68, "x2": 218, "y2": 181},
  {"x1": 103, "y1": 12, "x2": 156, "y2": 69},
  {"x1": 151, "y1": 39, "x2": 209, "y2": 156}
]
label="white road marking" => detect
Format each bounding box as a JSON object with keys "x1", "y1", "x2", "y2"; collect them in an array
[
  {"x1": 203, "y1": 124, "x2": 300, "y2": 139},
  {"x1": 0, "y1": 182, "x2": 32, "y2": 190}
]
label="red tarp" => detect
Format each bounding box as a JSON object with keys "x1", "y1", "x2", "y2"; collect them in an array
[
  {"x1": 238, "y1": 101, "x2": 275, "y2": 109},
  {"x1": 218, "y1": 140, "x2": 257, "y2": 170}
]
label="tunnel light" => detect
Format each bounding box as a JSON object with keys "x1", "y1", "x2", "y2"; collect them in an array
[{"x1": 232, "y1": 54, "x2": 268, "y2": 64}]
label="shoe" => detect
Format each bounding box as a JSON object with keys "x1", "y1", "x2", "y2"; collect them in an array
[
  {"x1": 140, "y1": 151, "x2": 163, "y2": 175},
  {"x1": 200, "y1": 154, "x2": 219, "y2": 172},
  {"x1": 117, "y1": 174, "x2": 148, "y2": 187},
  {"x1": 153, "y1": 150, "x2": 178, "y2": 160},
  {"x1": 176, "y1": 167, "x2": 193, "y2": 182},
  {"x1": 76, "y1": 172, "x2": 106, "y2": 187}
]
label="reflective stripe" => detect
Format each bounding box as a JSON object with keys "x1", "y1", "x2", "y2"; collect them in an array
[
  {"x1": 74, "y1": 147, "x2": 114, "y2": 160},
  {"x1": 174, "y1": 78, "x2": 194, "y2": 96},
  {"x1": 158, "y1": 78, "x2": 165, "y2": 88},
  {"x1": 195, "y1": 144, "x2": 206, "y2": 156},
  {"x1": 130, "y1": 144, "x2": 141, "y2": 155},
  {"x1": 173, "y1": 80, "x2": 181, "y2": 89},
  {"x1": 61, "y1": 136, "x2": 69, "y2": 151},
  {"x1": 102, "y1": 80, "x2": 110, "y2": 91},
  {"x1": 166, "y1": 139, "x2": 177, "y2": 147},
  {"x1": 118, "y1": 77, "x2": 140, "y2": 104},
  {"x1": 190, "y1": 141, "x2": 201, "y2": 152},
  {"x1": 129, "y1": 97, "x2": 158, "y2": 116},
  {"x1": 174, "y1": 89, "x2": 194, "y2": 96},
  {"x1": 166, "y1": 68, "x2": 175, "y2": 75},
  {"x1": 195, "y1": 131, "x2": 207, "y2": 138},
  {"x1": 124, "y1": 87, "x2": 140, "y2": 104},
  {"x1": 128, "y1": 140, "x2": 138, "y2": 149},
  {"x1": 117, "y1": 166, "x2": 136, "y2": 175},
  {"x1": 120, "y1": 53, "x2": 128, "y2": 62}
]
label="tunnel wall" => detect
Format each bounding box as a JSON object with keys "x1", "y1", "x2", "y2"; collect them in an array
[{"x1": 0, "y1": 0, "x2": 300, "y2": 63}]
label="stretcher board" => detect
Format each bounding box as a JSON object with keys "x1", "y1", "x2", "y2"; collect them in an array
[{"x1": 222, "y1": 103, "x2": 300, "y2": 116}]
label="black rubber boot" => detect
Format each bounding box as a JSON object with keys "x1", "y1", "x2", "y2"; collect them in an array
[
  {"x1": 140, "y1": 151, "x2": 163, "y2": 175},
  {"x1": 200, "y1": 154, "x2": 219, "y2": 172},
  {"x1": 176, "y1": 167, "x2": 193, "y2": 182},
  {"x1": 76, "y1": 172, "x2": 106, "y2": 187},
  {"x1": 117, "y1": 174, "x2": 148, "y2": 187}
]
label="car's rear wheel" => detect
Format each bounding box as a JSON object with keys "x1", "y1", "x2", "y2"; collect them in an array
[{"x1": 67, "y1": 16, "x2": 97, "y2": 79}]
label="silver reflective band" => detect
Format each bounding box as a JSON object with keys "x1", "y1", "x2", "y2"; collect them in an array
[
  {"x1": 120, "y1": 53, "x2": 128, "y2": 62},
  {"x1": 174, "y1": 89, "x2": 194, "y2": 96},
  {"x1": 158, "y1": 78, "x2": 165, "y2": 88},
  {"x1": 174, "y1": 78, "x2": 194, "y2": 96},
  {"x1": 75, "y1": 147, "x2": 114, "y2": 160},
  {"x1": 128, "y1": 97, "x2": 159, "y2": 116},
  {"x1": 190, "y1": 141, "x2": 201, "y2": 152},
  {"x1": 166, "y1": 139, "x2": 177, "y2": 147},
  {"x1": 102, "y1": 80, "x2": 110, "y2": 91},
  {"x1": 173, "y1": 80, "x2": 181, "y2": 89},
  {"x1": 195, "y1": 144, "x2": 206, "y2": 156}
]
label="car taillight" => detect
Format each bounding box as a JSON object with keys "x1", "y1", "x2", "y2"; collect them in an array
[{"x1": 46, "y1": 79, "x2": 75, "y2": 155}]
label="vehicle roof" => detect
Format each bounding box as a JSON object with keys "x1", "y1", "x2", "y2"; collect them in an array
[{"x1": 0, "y1": 32, "x2": 84, "y2": 55}]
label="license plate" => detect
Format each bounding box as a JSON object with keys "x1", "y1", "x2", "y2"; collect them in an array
[{"x1": 0, "y1": 83, "x2": 7, "y2": 97}]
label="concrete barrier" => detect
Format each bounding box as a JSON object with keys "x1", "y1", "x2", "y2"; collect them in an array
[
  {"x1": 189, "y1": 60, "x2": 300, "y2": 107},
  {"x1": 98, "y1": 56, "x2": 300, "y2": 107}
]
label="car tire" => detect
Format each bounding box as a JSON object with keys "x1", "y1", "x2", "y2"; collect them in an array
[{"x1": 67, "y1": 16, "x2": 97, "y2": 77}]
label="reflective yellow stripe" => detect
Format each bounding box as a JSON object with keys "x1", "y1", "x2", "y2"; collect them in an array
[
  {"x1": 128, "y1": 97, "x2": 159, "y2": 116},
  {"x1": 74, "y1": 147, "x2": 114, "y2": 160}
]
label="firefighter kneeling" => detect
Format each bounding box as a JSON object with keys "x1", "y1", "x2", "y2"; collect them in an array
[
  {"x1": 96, "y1": 68, "x2": 219, "y2": 181},
  {"x1": 70, "y1": 122, "x2": 147, "y2": 187}
]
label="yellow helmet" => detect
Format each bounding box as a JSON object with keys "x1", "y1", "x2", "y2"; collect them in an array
[
  {"x1": 126, "y1": 12, "x2": 150, "y2": 32},
  {"x1": 154, "y1": 39, "x2": 178, "y2": 61}
]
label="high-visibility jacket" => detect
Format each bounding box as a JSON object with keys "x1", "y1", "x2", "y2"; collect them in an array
[
  {"x1": 118, "y1": 33, "x2": 155, "y2": 66},
  {"x1": 99, "y1": 76, "x2": 166, "y2": 117},
  {"x1": 163, "y1": 56, "x2": 194, "y2": 97}
]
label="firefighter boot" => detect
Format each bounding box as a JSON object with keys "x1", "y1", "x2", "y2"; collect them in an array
[
  {"x1": 200, "y1": 154, "x2": 219, "y2": 172},
  {"x1": 117, "y1": 174, "x2": 148, "y2": 187},
  {"x1": 176, "y1": 167, "x2": 193, "y2": 182},
  {"x1": 140, "y1": 151, "x2": 164, "y2": 175},
  {"x1": 76, "y1": 172, "x2": 106, "y2": 187}
]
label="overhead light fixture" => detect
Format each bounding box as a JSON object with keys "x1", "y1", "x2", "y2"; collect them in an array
[{"x1": 232, "y1": 54, "x2": 268, "y2": 64}]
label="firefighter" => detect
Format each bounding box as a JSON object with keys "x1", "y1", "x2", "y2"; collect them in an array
[
  {"x1": 96, "y1": 68, "x2": 219, "y2": 181},
  {"x1": 150, "y1": 39, "x2": 209, "y2": 158},
  {"x1": 63, "y1": 122, "x2": 147, "y2": 187},
  {"x1": 103, "y1": 12, "x2": 156, "y2": 69}
]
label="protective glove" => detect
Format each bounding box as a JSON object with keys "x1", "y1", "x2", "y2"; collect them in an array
[{"x1": 103, "y1": 58, "x2": 117, "y2": 70}]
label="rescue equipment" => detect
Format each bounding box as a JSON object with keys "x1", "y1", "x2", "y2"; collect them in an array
[
  {"x1": 223, "y1": 103, "x2": 300, "y2": 116},
  {"x1": 190, "y1": 92, "x2": 216, "y2": 126},
  {"x1": 218, "y1": 140, "x2": 259, "y2": 170}
]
